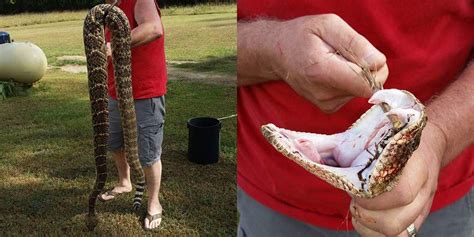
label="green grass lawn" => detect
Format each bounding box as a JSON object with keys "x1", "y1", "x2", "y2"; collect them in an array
[
  {"x1": 0, "y1": 4, "x2": 236, "y2": 75},
  {"x1": 0, "y1": 4, "x2": 236, "y2": 236}
]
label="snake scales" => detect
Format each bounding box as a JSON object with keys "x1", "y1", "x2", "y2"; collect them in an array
[
  {"x1": 262, "y1": 89, "x2": 427, "y2": 198},
  {"x1": 83, "y1": 4, "x2": 145, "y2": 230}
]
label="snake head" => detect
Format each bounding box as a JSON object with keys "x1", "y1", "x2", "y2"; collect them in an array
[{"x1": 261, "y1": 89, "x2": 427, "y2": 198}]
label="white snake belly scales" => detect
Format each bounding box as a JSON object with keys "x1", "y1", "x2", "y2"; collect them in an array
[
  {"x1": 262, "y1": 89, "x2": 427, "y2": 198},
  {"x1": 83, "y1": 4, "x2": 145, "y2": 230}
]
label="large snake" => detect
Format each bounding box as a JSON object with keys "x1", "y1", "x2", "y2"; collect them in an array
[
  {"x1": 262, "y1": 89, "x2": 427, "y2": 198},
  {"x1": 83, "y1": 3, "x2": 145, "y2": 230}
]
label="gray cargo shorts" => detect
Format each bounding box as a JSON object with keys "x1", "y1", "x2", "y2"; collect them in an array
[
  {"x1": 107, "y1": 96, "x2": 165, "y2": 167},
  {"x1": 237, "y1": 187, "x2": 474, "y2": 237}
]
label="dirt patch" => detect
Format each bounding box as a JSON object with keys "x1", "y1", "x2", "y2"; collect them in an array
[
  {"x1": 55, "y1": 55, "x2": 88, "y2": 73},
  {"x1": 57, "y1": 55, "x2": 86, "y2": 63},
  {"x1": 167, "y1": 60, "x2": 198, "y2": 65},
  {"x1": 60, "y1": 65, "x2": 87, "y2": 74},
  {"x1": 51, "y1": 57, "x2": 235, "y2": 85},
  {"x1": 167, "y1": 66, "x2": 235, "y2": 86}
]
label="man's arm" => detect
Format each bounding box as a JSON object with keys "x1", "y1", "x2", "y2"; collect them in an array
[
  {"x1": 427, "y1": 61, "x2": 474, "y2": 165},
  {"x1": 106, "y1": 0, "x2": 162, "y2": 56},
  {"x1": 131, "y1": 0, "x2": 163, "y2": 48},
  {"x1": 237, "y1": 20, "x2": 281, "y2": 85}
]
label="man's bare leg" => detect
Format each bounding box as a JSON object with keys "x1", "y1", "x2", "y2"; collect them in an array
[
  {"x1": 144, "y1": 160, "x2": 163, "y2": 229},
  {"x1": 99, "y1": 149, "x2": 132, "y2": 200}
]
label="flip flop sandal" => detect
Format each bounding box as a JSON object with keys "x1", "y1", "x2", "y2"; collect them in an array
[
  {"x1": 97, "y1": 188, "x2": 124, "y2": 202},
  {"x1": 144, "y1": 212, "x2": 163, "y2": 231}
]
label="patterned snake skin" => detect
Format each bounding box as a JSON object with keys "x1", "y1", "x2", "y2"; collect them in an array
[{"x1": 83, "y1": 4, "x2": 145, "y2": 230}]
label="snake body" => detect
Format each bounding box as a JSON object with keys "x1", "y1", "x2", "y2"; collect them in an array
[{"x1": 83, "y1": 4, "x2": 145, "y2": 230}]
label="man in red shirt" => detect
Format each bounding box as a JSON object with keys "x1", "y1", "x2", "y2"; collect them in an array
[
  {"x1": 237, "y1": 1, "x2": 473, "y2": 236},
  {"x1": 98, "y1": 0, "x2": 167, "y2": 230}
]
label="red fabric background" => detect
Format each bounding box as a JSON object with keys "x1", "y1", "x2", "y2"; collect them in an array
[
  {"x1": 237, "y1": 0, "x2": 474, "y2": 230},
  {"x1": 106, "y1": 0, "x2": 167, "y2": 99}
]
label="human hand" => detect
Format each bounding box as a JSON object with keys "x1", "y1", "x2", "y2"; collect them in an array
[
  {"x1": 350, "y1": 122, "x2": 446, "y2": 236},
  {"x1": 106, "y1": 42, "x2": 112, "y2": 58},
  {"x1": 270, "y1": 14, "x2": 388, "y2": 112}
]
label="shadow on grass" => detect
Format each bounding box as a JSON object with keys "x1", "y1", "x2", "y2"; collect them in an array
[
  {"x1": 172, "y1": 55, "x2": 236, "y2": 75},
  {"x1": 0, "y1": 180, "x2": 162, "y2": 235},
  {"x1": 197, "y1": 16, "x2": 235, "y2": 22},
  {"x1": 0, "y1": 73, "x2": 237, "y2": 235},
  {"x1": 209, "y1": 22, "x2": 236, "y2": 28}
]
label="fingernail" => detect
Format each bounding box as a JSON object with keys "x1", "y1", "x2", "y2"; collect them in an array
[
  {"x1": 363, "y1": 51, "x2": 376, "y2": 64},
  {"x1": 363, "y1": 50, "x2": 385, "y2": 69}
]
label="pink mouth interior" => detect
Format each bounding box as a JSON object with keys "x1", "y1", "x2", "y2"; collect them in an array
[{"x1": 279, "y1": 117, "x2": 392, "y2": 168}]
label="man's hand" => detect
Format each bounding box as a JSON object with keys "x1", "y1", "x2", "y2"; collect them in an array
[
  {"x1": 350, "y1": 60, "x2": 474, "y2": 236},
  {"x1": 238, "y1": 14, "x2": 388, "y2": 112},
  {"x1": 106, "y1": 42, "x2": 112, "y2": 58},
  {"x1": 351, "y1": 122, "x2": 446, "y2": 236}
]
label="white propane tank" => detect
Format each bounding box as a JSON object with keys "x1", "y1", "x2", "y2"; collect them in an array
[{"x1": 0, "y1": 42, "x2": 48, "y2": 84}]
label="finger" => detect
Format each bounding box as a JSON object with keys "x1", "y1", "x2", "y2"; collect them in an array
[
  {"x1": 394, "y1": 201, "x2": 432, "y2": 237},
  {"x1": 352, "y1": 216, "x2": 385, "y2": 237},
  {"x1": 323, "y1": 52, "x2": 388, "y2": 94},
  {"x1": 350, "y1": 186, "x2": 431, "y2": 236},
  {"x1": 315, "y1": 95, "x2": 353, "y2": 113},
  {"x1": 306, "y1": 53, "x2": 385, "y2": 98},
  {"x1": 411, "y1": 197, "x2": 433, "y2": 233},
  {"x1": 353, "y1": 181, "x2": 434, "y2": 237},
  {"x1": 373, "y1": 63, "x2": 389, "y2": 89},
  {"x1": 315, "y1": 14, "x2": 386, "y2": 70},
  {"x1": 353, "y1": 149, "x2": 428, "y2": 210},
  {"x1": 292, "y1": 76, "x2": 355, "y2": 112},
  {"x1": 303, "y1": 37, "x2": 385, "y2": 98},
  {"x1": 299, "y1": 89, "x2": 352, "y2": 113}
]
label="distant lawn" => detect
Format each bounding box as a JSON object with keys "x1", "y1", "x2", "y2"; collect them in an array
[
  {"x1": 0, "y1": 4, "x2": 235, "y2": 28},
  {"x1": 1, "y1": 3, "x2": 236, "y2": 75},
  {"x1": 0, "y1": 4, "x2": 236, "y2": 236}
]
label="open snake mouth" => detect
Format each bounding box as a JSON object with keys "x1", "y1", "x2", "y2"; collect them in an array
[{"x1": 261, "y1": 89, "x2": 426, "y2": 197}]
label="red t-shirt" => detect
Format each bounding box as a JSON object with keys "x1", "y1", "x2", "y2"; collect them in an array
[
  {"x1": 106, "y1": 0, "x2": 167, "y2": 99},
  {"x1": 237, "y1": 0, "x2": 474, "y2": 230}
]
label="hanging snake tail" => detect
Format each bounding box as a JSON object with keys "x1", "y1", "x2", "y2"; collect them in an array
[
  {"x1": 83, "y1": 4, "x2": 145, "y2": 230},
  {"x1": 105, "y1": 5, "x2": 146, "y2": 212},
  {"x1": 133, "y1": 181, "x2": 146, "y2": 210}
]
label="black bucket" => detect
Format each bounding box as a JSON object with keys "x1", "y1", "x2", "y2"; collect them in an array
[{"x1": 187, "y1": 117, "x2": 221, "y2": 164}]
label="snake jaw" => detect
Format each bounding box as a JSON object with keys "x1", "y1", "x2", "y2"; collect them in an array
[{"x1": 261, "y1": 89, "x2": 427, "y2": 198}]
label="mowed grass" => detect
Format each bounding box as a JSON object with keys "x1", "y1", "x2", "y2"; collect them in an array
[
  {"x1": 0, "y1": 4, "x2": 235, "y2": 28},
  {"x1": 0, "y1": 4, "x2": 236, "y2": 236},
  {"x1": 1, "y1": 4, "x2": 236, "y2": 75}
]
